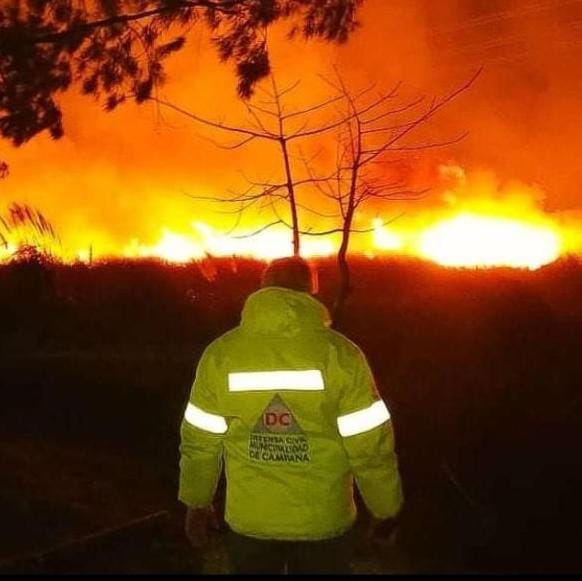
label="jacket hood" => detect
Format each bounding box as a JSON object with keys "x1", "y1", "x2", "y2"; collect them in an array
[{"x1": 240, "y1": 287, "x2": 331, "y2": 336}]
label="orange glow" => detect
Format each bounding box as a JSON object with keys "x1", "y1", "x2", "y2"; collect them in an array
[
  {"x1": 418, "y1": 213, "x2": 561, "y2": 270},
  {"x1": 115, "y1": 221, "x2": 335, "y2": 263},
  {"x1": 372, "y1": 219, "x2": 404, "y2": 252},
  {"x1": 0, "y1": 243, "x2": 18, "y2": 262},
  {"x1": 2, "y1": 0, "x2": 582, "y2": 273},
  {"x1": 61, "y1": 206, "x2": 570, "y2": 269},
  {"x1": 123, "y1": 228, "x2": 205, "y2": 263},
  {"x1": 2, "y1": 166, "x2": 581, "y2": 270},
  {"x1": 0, "y1": 208, "x2": 575, "y2": 269}
]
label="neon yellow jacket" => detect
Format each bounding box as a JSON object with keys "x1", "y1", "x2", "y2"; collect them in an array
[{"x1": 179, "y1": 287, "x2": 403, "y2": 540}]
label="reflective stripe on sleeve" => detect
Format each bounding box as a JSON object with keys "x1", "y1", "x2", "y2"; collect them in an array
[
  {"x1": 337, "y1": 400, "x2": 390, "y2": 437},
  {"x1": 184, "y1": 402, "x2": 228, "y2": 434},
  {"x1": 228, "y1": 370, "x2": 324, "y2": 392}
]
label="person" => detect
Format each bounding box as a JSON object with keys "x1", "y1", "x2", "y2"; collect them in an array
[{"x1": 179, "y1": 256, "x2": 403, "y2": 574}]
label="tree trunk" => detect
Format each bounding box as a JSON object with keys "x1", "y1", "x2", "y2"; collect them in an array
[
  {"x1": 289, "y1": 191, "x2": 300, "y2": 257},
  {"x1": 333, "y1": 207, "x2": 354, "y2": 325},
  {"x1": 280, "y1": 139, "x2": 300, "y2": 256}
]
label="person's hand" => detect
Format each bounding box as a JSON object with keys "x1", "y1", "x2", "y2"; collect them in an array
[{"x1": 185, "y1": 505, "x2": 220, "y2": 549}]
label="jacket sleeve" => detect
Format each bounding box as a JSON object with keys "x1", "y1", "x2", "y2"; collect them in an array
[
  {"x1": 179, "y1": 345, "x2": 227, "y2": 508},
  {"x1": 337, "y1": 347, "x2": 404, "y2": 520}
]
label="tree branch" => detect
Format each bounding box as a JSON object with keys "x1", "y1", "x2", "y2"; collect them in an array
[
  {"x1": 151, "y1": 97, "x2": 278, "y2": 140},
  {"x1": 361, "y1": 70, "x2": 481, "y2": 165},
  {"x1": 230, "y1": 219, "x2": 284, "y2": 239},
  {"x1": 30, "y1": 1, "x2": 239, "y2": 45}
]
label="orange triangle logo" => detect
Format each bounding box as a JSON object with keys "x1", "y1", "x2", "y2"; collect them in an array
[{"x1": 253, "y1": 394, "x2": 303, "y2": 434}]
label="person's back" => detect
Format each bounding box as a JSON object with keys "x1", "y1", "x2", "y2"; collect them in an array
[{"x1": 179, "y1": 257, "x2": 403, "y2": 573}]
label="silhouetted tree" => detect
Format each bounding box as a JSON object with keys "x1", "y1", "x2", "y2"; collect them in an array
[
  {"x1": 156, "y1": 69, "x2": 478, "y2": 280},
  {"x1": 305, "y1": 70, "x2": 480, "y2": 319},
  {"x1": 0, "y1": 0, "x2": 363, "y2": 145},
  {"x1": 155, "y1": 75, "x2": 348, "y2": 256}
]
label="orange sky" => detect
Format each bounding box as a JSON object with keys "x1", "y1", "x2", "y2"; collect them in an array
[{"x1": 1, "y1": 0, "x2": 582, "y2": 259}]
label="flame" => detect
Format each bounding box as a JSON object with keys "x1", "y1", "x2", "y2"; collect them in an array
[
  {"x1": 2, "y1": 166, "x2": 580, "y2": 270},
  {"x1": 372, "y1": 218, "x2": 403, "y2": 252},
  {"x1": 1, "y1": 210, "x2": 573, "y2": 270},
  {"x1": 0, "y1": 243, "x2": 18, "y2": 261},
  {"x1": 107, "y1": 211, "x2": 565, "y2": 270},
  {"x1": 418, "y1": 213, "x2": 562, "y2": 270},
  {"x1": 2, "y1": 1, "x2": 582, "y2": 273},
  {"x1": 124, "y1": 228, "x2": 205, "y2": 263},
  {"x1": 115, "y1": 221, "x2": 335, "y2": 263}
]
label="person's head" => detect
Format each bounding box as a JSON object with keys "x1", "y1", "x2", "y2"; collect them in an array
[{"x1": 261, "y1": 256, "x2": 315, "y2": 294}]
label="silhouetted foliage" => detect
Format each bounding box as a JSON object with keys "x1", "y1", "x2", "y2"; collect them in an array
[
  {"x1": 0, "y1": 0, "x2": 363, "y2": 145},
  {"x1": 0, "y1": 202, "x2": 59, "y2": 258}
]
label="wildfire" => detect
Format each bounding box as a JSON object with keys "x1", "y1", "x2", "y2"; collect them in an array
[
  {"x1": 124, "y1": 228, "x2": 206, "y2": 263},
  {"x1": 106, "y1": 211, "x2": 565, "y2": 269},
  {"x1": 0, "y1": 211, "x2": 572, "y2": 269},
  {"x1": 1, "y1": 168, "x2": 578, "y2": 270},
  {"x1": 417, "y1": 213, "x2": 562, "y2": 270},
  {"x1": 372, "y1": 218, "x2": 403, "y2": 252},
  {"x1": 119, "y1": 222, "x2": 335, "y2": 263}
]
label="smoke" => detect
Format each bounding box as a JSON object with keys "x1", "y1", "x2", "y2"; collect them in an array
[{"x1": 1, "y1": 0, "x2": 581, "y2": 257}]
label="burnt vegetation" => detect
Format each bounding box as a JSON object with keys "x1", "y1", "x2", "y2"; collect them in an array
[{"x1": 1, "y1": 256, "x2": 581, "y2": 573}]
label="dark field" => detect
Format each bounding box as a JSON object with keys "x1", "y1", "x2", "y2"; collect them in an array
[{"x1": 1, "y1": 256, "x2": 581, "y2": 573}]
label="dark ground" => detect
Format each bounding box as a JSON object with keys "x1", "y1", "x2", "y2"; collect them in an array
[{"x1": 1, "y1": 256, "x2": 581, "y2": 574}]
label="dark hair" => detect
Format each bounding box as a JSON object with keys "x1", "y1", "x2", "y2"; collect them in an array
[{"x1": 261, "y1": 256, "x2": 314, "y2": 293}]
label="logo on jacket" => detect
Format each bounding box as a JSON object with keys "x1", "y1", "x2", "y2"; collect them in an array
[{"x1": 249, "y1": 394, "x2": 310, "y2": 464}]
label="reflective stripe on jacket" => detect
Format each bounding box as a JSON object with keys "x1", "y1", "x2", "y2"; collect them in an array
[{"x1": 179, "y1": 286, "x2": 403, "y2": 540}]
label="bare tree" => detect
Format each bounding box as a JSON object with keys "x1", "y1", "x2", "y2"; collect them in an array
[
  {"x1": 152, "y1": 76, "x2": 351, "y2": 256},
  {"x1": 153, "y1": 69, "x2": 478, "y2": 303},
  {"x1": 304, "y1": 71, "x2": 481, "y2": 320}
]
